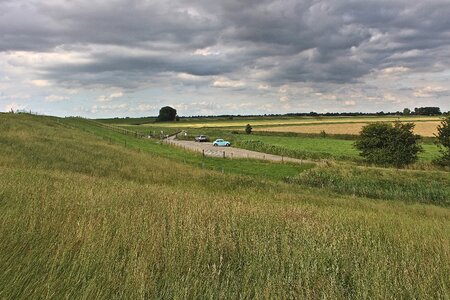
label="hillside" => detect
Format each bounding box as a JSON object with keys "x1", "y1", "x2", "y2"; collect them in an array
[{"x1": 0, "y1": 113, "x2": 449, "y2": 298}]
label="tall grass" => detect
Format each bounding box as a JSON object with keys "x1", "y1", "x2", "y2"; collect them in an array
[
  {"x1": 288, "y1": 165, "x2": 450, "y2": 206},
  {"x1": 1, "y1": 113, "x2": 449, "y2": 298},
  {"x1": 236, "y1": 139, "x2": 351, "y2": 161}
]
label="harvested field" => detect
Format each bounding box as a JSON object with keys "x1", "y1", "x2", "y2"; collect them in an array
[
  {"x1": 132, "y1": 116, "x2": 442, "y2": 128},
  {"x1": 257, "y1": 121, "x2": 441, "y2": 137}
]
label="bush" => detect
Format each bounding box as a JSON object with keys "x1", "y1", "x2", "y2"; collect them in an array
[
  {"x1": 354, "y1": 122, "x2": 422, "y2": 167},
  {"x1": 245, "y1": 124, "x2": 252, "y2": 134},
  {"x1": 434, "y1": 116, "x2": 450, "y2": 166}
]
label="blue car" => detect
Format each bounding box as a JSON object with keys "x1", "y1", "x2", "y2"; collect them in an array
[{"x1": 213, "y1": 139, "x2": 231, "y2": 147}]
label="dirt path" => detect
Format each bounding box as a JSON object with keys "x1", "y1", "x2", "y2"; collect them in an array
[{"x1": 165, "y1": 136, "x2": 315, "y2": 164}]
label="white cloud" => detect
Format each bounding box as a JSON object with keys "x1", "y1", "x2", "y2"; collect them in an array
[
  {"x1": 4, "y1": 102, "x2": 27, "y2": 112},
  {"x1": 45, "y1": 95, "x2": 68, "y2": 102},
  {"x1": 90, "y1": 103, "x2": 128, "y2": 113},
  {"x1": 380, "y1": 66, "x2": 410, "y2": 75},
  {"x1": 413, "y1": 86, "x2": 449, "y2": 98},
  {"x1": 194, "y1": 47, "x2": 221, "y2": 56},
  {"x1": 177, "y1": 73, "x2": 205, "y2": 81},
  {"x1": 97, "y1": 91, "x2": 124, "y2": 102},
  {"x1": 343, "y1": 100, "x2": 356, "y2": 106},
  {"x1": 30, "y1": 79, "x2": 51, "y2": 87},
  {"x1": 212, "y1": 78, "x2": 245, "y2": 88},
  {"x1": 257, "y1": 84, "x2": 270, "y2": 90},
  {"x1": 279, "y1": 95, "x2": 289, "y2": 102}
]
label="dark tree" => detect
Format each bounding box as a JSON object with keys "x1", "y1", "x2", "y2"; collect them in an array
[
  {"x1": 403, "y1": 108, "x2": 411, "y2": 115},
  {"x1": 157, "y1": 106, "x2": 177, "y2": 122},
  {"x1": 245, "y1": 124, "x2": 253, "y2": 134},
  {"x1": 355, "y1": 122, "x2": 422, "y2": 167},
  {"x1": 434, "y1": 116, "x2": 450, "y2": 166}
]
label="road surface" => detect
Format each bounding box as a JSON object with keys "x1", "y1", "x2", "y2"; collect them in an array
[{"x1": 165, "y1": 136, "x2": 314, "y2": 164}]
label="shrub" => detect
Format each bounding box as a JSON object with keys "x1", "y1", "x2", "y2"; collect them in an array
[
  {"x1": 434, "y1": 116, "x2": 450, "y2": 166},
  {"x1": 354, "y1": 122, "x2": 422, "y2": 167},
  {"x1": 245, "y1": 124, "x2": 253, "y2": 134}
]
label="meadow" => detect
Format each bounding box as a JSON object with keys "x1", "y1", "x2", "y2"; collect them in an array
[{"x1": 1, "y1": 113, "x2": 449, "y2": 298}]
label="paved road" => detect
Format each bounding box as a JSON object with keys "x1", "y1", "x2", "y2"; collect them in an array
[{"x1": 165, "y1": 136, "x2": 314, "y2": 164}]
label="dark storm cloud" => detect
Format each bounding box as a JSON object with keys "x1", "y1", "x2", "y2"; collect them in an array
[
  {"x1": 41, "y1": 51, "x2": 237, "y2": 88},
  {"x1": 1, "y1": 0, "x2": 450, "y2": 86}
]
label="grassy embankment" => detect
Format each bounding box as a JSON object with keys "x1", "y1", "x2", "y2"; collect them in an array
[
  {"x1": 63, "y1": 118, "x2": 313, "y2": 181},
  {"x1": 1, "y1": 113, "x2": 449, "y2": 298}
]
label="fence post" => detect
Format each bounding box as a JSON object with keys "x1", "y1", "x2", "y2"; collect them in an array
[
  {"x1": 223, "y1": 151, "x2": 225, "y2": 159},
  {"x1": 202, "y1": 149, "x2": 205, "y2": 157}
]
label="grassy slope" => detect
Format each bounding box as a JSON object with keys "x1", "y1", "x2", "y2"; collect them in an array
[
  {"x1": 1, "y1": 113, "x2": 449, "y2": 299},
  {"x1": 63, "y1": 118, "x2": 313, "y2": 181}
]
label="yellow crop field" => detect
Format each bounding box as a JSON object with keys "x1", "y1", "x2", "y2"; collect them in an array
[
  {"x1": 135, "y1": 116, "x2": 442, "y2": 128},
  {"x1": 257, "y1": 121, "x2": 441, "y2": 137}
]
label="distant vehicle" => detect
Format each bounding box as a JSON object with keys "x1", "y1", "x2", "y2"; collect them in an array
[
  {"x1": 195, "y1": 135, "x2": 209, "y2": 142},
  {"x1": 213, "y1": 139, "x2": 231, "y2": 147}
]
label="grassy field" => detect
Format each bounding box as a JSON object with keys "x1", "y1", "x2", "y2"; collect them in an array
[
  {"x1": 114, "y1": 115, "x2": 443, "y2": 163},
  {"x1": 1, "y1": 113, "x2": 449, "y2": 298},
  {"x1": 236, "y1": 135, "x2": 441, "y2": 162}
]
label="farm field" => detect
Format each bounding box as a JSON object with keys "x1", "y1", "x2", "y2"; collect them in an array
[
  {"x1": 1, "y1": 113, "x2": 449, "y2": 298},
  {"x1": 127, "y1": 115, "x2": 442, "y2": 128},
  {"x1": 257, "y1": 121, "x2": 441, "y2": 137},
  {"x1": 119, "y1": 124, "x2": 441, "y2": 163}
]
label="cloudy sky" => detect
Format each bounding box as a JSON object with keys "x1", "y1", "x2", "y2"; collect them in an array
[{"x1": 1, "y1": 0, "x2": 450, "y2": 117}]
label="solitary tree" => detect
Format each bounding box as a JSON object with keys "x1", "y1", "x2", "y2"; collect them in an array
[
  {"x1": 354, "y1": 121, "x2": 422, "y2": 167},
  {"x1": 434, "y1": 116, "x2": 450, "y2": 166},
  {"x1": 245, "y1": 124, "x2": 253, "y2": 134},
  {"x1": 157, "y1": 106, "x2": 177, "y2": 122},
  {"x1": 403, "y1": 108, "x2": 411, "y2": 115}
]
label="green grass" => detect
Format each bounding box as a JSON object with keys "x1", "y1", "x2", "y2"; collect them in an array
[
  {"x1": 118, "y1": 123, "x2": 441, "y2": 163},
  {"x1": 235, "y1": 135, "x2": 441, "y2": 162},
  {"x1": 96, "y1": 116, "x2": 157, "y2": 125},
  {"x1": 237, "y1": 135, "x2": 358, "y2": 160},
  {"x1": 288, "y1": 165, "x2": 450, "y2": 206},
  {"x1": 1, "y1": 113, "x2": 449, "y2": 298},
  {"x1": 62, "y1": 118, "x2": 314, "y2": 181}
]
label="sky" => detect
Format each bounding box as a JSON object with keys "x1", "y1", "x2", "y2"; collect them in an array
[{"x1": 1, "y1": 0, "x2": 450, "y2": 117}]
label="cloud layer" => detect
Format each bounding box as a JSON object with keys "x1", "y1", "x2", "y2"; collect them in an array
[{"x1": 1, "y1": 0, "x2": 450, "y2": 116}]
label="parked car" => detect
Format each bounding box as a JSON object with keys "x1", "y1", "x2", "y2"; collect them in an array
[
  {"x1": 195, "y1": 135, "x2": 209, "y2": 142},
  {"x1": 213, "y1": 139, "x2": 231, "y2": 147}
]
